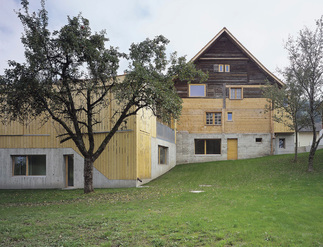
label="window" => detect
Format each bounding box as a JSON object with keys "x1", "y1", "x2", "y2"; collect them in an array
[
  {"x1": 279, "y1": 138, "x2": 286, "y2": 149},
  {"x1": 189, "y1": 84, "x2": 206, "y2": 97},
  {"x1": 12, "y1": 155, "x2": 46, "y2": 176},
  {"x1": 230, "y1": 88, "x2": 242, "y2": 99},
  {"x1": 206, "y1": 112, "x2": 222, "y2": 125},
  {"x1": 227, "y1": 112, "x2": 233, "y2": 121},
  {"x1": 256, "y1": 138, "x2": 262, "y2": 143},
  {"x1": 195, "y1": 139, "x2": 221, "y2": 155},
  {"x1": 219, "y1": 64, "x2": 224, "y2": 72},
  {"x1": 225, "y1": 64, "x2": 230, "y2": 72},
  {"x1": 158, "y1": 146, "x2": 168, "y2": 165},
  {"x1": 217, "y1": 64, "x2": 230, "y2": 73}
]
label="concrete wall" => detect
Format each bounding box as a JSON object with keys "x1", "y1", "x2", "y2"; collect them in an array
[
  {"x1": 0, "y1": 148, "x2": 83, "y2": 189},
  {"x1": 0, "y1": 148, "x2": 137, "y2": 189},
  {"x1": 176, "y1": 131, "x2": 271, "y2": 164},
  {"x1": 274, "y1": 134, "x2": 294, "y2": 155}
]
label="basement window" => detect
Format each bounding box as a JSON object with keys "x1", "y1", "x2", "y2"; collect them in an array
[
  {"x1": 12, "y1": 155, "x2": 46, "y2": 176},
  {"x1": 195, "y1": 139, "x2": 221, "y2": 155},
  {"x1": 279, "y1": 138, "x2": 286, "y2": 149},
  {"x1": 158, "y1": 146, "x2": 168, "y2": 165},
  {"x1": 256, "y1": 138, "x2": 262, "y2": 143}
]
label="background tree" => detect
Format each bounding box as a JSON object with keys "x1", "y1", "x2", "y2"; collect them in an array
[
  {"x1": 284, "y1": 17, "x2": 323, "y2": 171},
  {"x1": 0, "y1": 0, "x2": 207, "y2": 193},
  {"x1": 263, "y1": 75, "x2": 309, "y2": 162}
]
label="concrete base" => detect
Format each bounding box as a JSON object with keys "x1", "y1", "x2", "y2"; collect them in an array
[{"x1": 176, "y1": 131, "x2": 271, "y2": 164}]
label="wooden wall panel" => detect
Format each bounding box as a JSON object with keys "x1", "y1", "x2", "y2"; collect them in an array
[{"x1": 177, "y1": 98, "x2": 272, "y2": 134}]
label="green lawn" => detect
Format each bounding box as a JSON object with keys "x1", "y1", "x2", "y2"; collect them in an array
[{"x1": 1, "y1": 150, "x2": 323, "y2": 246}]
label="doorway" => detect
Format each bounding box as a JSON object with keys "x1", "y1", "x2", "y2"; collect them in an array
[
  {"x1": 64, "y1": 155, "x2": 74, "y2": 187},
  {"x1": 227, "y1": 139, "x2": 238, "y2": 160}
]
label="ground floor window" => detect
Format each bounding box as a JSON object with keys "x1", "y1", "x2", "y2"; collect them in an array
[
  {"x1": 195, "y1": 139, "x2": 221, "y2": 155},
  {"x1": 158, "y1": 146, "x2": 168, "y2": 165},
  {"x1": 279, "y1": 138, "x2": 286, "y2": 149},
  {"x1": 12, "y1": 155, "x2": 46, "y2": 176}
]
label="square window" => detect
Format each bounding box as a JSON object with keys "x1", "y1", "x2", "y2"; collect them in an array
[
  {"x1": 227, "y1": 112, "x2": 232, "y2": 121},
  {"x1": 256, "y1": 138, "x2": 262, "y2": 143},
  {"x1": 206, "y1": 112, "x2": 222, "y2": 125},
  {"x1": 158, "y1": 146, "x2": 168, "y2": 165},
  {"x1": 189, "y1": 84, "x2": 206, "y2": 97},
  {"x1": 230, "y1": 88, "x2": 242, "y2": 99}
]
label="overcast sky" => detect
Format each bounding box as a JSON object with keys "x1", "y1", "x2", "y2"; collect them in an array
[{"x1": 1, "y1": 0, "x2": 323, "y2": 76}]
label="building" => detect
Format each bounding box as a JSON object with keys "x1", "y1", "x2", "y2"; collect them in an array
[
  {"x1": 174, "y1": 27, "x2": 286, "y2": 164},
  {"x1": 0, "y1": 75, "x2": 176, "y2": 189}
]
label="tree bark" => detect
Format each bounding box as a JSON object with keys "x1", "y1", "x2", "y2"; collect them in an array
[
  {"x1": 308, "y1": 146, "x2": 315, "y2": 172},
  {"x1": 84, "y1": 158, "x2": 94, "y2": 193},
  {"x1": 294, "y1": 131, "x2": 298, "y2": 163}
]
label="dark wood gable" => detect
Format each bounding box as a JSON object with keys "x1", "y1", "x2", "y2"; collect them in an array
[{"x1": 175, "y1": 28, "x2": 283, "y2": 98}]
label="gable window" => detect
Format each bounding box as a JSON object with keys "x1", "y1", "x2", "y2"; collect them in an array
[
  {"x1": 206, "y1": 112, "x2": 222, "y2": 125},
  {"x1": 12, "y1": 155, "x2": 46, "y2": 176},
  {"x1": 279, "y1": 138, "x2": 286, "y2": 149},
  {"x1": 195, "y1": 139, "x2": 221, "y2": 155},
  {"x1": 227, "y1": 112, "x2": 233, "y2": 121},
  {"x1": 158, "y1": 146, "x2": 168, "y2": 165},
  {"x1": 230, "y1": 88, "x2": 242, "y2": 99},
  {"x1": 189, "y1": 84, "x2": 206, "y2": 97},
  {"x1": 225, "y1": 64, "x2": 230, "y2": 72},
  {"x1": 216, "y1": 64, "x2": 230, "y2": 73}
]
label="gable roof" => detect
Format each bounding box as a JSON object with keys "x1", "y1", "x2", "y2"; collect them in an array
[{"x1": 190, "y1": 27, "x2": 284, "y2": 86}]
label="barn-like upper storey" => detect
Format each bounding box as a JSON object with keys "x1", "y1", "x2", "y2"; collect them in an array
[{"x1": 175, "y1": 27, "x2": 284, "y2": 98}]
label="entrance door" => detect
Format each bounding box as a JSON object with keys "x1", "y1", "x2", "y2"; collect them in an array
[
  {"x1": 65, "y1": 155, "x2": 74, "y2": 187},
  {"x1": 227, "y1": 139, "x2": 238, "y2": 160}
]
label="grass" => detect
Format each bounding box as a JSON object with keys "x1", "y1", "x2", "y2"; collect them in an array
[{"x1": 1, "y1": 150, "x2": 323, "y2": 246}]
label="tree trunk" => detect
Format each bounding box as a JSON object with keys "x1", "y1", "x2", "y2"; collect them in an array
[
  {"x1": 84, "y1": 158, "x2": 94, "y2": 193},
  {"x1": 308, "y1": 147, "x2": 315, "y2": 172},
  {"x1": 294, "y1": 131, "x2": 298, "y2": 163}
]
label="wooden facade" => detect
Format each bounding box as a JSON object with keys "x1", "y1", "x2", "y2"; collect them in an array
[
  {"x1": 175, "y1": 28, "x2": 289, "y2": 164},
  {"x1": 0, "y1": 76, "x2": 176, "y2": 189}
]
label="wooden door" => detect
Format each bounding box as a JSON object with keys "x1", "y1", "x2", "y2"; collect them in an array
[{"x1": 227, "y1": 139, "x2": 238, "y2": 160}]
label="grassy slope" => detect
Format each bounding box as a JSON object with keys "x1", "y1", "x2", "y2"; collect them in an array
[{"x1": 0, "y1": 150, "x2": 323, "y2": 246}]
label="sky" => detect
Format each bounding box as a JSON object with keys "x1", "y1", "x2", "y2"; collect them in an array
[{"x1": 1, "y1": 0, "x2": 323, "y2": 77}]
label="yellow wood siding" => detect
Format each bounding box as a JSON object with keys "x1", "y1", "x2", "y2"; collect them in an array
[
  {"x1": 227, "y1": 139, "x2": 238, "y2": 160},
  {"x1": 177, "y1": 98, "x2": 271, "y2": 134}
]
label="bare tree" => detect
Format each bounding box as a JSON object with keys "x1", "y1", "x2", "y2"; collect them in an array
[{"x1": 285, "y1": 17, "x2": 323, "y2": 171}]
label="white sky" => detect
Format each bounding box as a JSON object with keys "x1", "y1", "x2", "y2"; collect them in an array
[{"x1": 1, "y1": 0, "x2": 323, "y2": 76}]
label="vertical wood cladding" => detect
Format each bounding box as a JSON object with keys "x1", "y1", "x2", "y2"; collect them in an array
[{"x1": 175, "y1": 32, "x2": 278, "y2": 98}]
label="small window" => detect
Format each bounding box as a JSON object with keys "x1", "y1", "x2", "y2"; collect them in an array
[
  {"x1": 227, "y1": 112, "x2": 232, "y2": 121},
  {"x1": 225, "y1": 64, "x2": 230, "y2": 72},
  {"x1": 189, "y1": 84, "x2": 206, "y2": 97},
  {"x1": 230, "y1": 88, "x2": 242, "y2": 99},
  {"x1": 219, "y1": 64, "x2": 224, "y2": 72},
  {"x1": 279, "y1": 138, "x2": 286, "y2": 149},
  {"x1": 206, "y1": 112, "x2": 222, "y2": 125},
  {"x1": 256, "y1": 138, "x2": 262, "y2": 143},
  {"x1": 158, "y1": 146, "x2": 168, "y2": 165},
  {"x1": 12, "y1": 155, "x2": 46, "y2": 176},
  {"x1": 195, "y1": 139, "x2": 221, "y2": 155}
]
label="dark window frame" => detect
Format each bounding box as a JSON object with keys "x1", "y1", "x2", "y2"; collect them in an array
[{"x1": 194, "y1": 139, "x2": 221, "y2": 155}]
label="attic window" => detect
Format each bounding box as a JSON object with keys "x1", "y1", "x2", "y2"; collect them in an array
[{"x1": 214, "y1": 64, "x2": 230, "y2": 72}]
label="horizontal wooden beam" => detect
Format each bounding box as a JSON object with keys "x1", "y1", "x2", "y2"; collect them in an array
[{"x1": 199, "y1": 57, "x2": 249, "y2": 60}]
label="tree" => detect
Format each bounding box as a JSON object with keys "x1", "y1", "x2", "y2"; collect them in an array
[
  {"x1": 284, "y1": 17, "x2": 323, "y2": 171},
  {"x1": 0, "y1": 0, "x2": 207, "y2": 193},
  {"x1": 263, "y1": 75, "x2": 309, "y2": 162}
]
